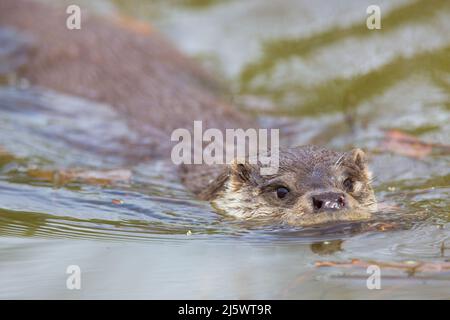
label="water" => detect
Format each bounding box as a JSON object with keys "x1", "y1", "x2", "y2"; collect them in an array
[{"x1": 0, "y1": 0, "x2": 449, "y2": 299}]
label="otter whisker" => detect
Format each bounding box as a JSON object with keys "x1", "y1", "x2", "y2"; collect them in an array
[{"x1": 333, "y1": 154, "x2": 346, "y2": 170}]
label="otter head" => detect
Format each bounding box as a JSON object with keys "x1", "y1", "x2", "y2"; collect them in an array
[{"x1": 206, "y1": 145, "x2": 377, "y2": 226}]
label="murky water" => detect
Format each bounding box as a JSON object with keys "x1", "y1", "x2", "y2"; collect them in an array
[{"x1": 0, "y1": 0, "x2": 449, "y2": 299}]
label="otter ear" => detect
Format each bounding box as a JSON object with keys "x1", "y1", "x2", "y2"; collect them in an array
[
  {"x1": 230, "y1": 159, "x2": 253, "y2": 182},
  {"x1": 228, "y1": 159, "x2": 259, "y2": 190},
  {"x1": 347, "y1": 148, "x2": 368, "y2": 171}
]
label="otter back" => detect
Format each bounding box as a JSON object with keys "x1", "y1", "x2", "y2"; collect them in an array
[{"x1": 0, "y1": 0, "x2": 255, "y2": 155}]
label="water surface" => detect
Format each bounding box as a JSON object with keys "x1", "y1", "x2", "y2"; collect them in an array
[{"x1": 0, "y1": 0, "x2": 449, "y2": 299}]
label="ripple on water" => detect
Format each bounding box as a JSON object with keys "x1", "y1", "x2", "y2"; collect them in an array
[{"x1": 0, "y1": 0, "x2": 449, "y2": 299}]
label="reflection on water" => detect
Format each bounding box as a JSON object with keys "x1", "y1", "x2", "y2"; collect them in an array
[{"x1": 0, "y1": 0, "x2": 449, "y2": 298}]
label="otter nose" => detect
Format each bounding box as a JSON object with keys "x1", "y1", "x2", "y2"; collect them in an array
[{"x1": 312, "y1": 192, "x2": 346, "y2": 212}]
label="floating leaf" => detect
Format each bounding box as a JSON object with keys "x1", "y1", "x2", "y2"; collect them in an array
[
  {"x1": 380, "y1": 129, "x2": 450, "y2": 159},
  {"x1": 111, "y1": 14, "x2": 153, "y2": 35},
  {"x1": 112, "y1": 199, "x2": 124, "y2": 205},
  {"x1": 315, "y1": 259, "x2": 450, "y2": 274},
  {"x1": 27, "y1": 168, "x2": 132, "y2": 186}
]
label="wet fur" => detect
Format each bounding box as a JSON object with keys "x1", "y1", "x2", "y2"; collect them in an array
[{"x1": 208, "y1": 146, "x2": 377, "y2": 226}]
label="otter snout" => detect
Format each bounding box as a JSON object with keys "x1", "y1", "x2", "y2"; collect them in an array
[{"x1": 311, "y1": 191, "x2": 346, "y2": 212}]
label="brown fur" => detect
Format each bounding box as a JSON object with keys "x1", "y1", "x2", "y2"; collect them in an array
[
  {"x1": 208, "y1": 146, "x2": 377, "y2": 225},
  {"x1": 0, "y1": 0, "x2": 255, "y2": 152}
]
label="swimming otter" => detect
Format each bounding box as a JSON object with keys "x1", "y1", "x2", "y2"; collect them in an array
[
  {"x1": 0, "y1": 0, "x2": 377, "y2": 226},
  {"x1": 194, "y1": 146, "x2": 377, "y2": 225}
]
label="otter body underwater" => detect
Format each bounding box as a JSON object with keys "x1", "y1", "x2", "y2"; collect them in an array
[{"x1": 0, "y1": 0, "x2": 377, "y2": 226}]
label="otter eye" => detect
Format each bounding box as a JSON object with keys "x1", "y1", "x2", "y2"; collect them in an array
[
  {"x1": 343, "y1": 178, "x2": 354, "y2": 192},
  {"x1": 276, "y1": 187, "x2": 289, "y2": 199}
]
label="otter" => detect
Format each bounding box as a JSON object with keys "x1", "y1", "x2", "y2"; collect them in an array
[
  {"x1": 200, "y1": 146, "x2": 377, "y2": 226},
  {"x1": 0, "y1": 0, "x2": 377, "y2": 226}
]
